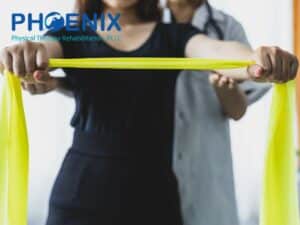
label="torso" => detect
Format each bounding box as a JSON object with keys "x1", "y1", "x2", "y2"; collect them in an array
[
  {"x1": 48, "y1": 22, "x2": 200, "y2": 164},
  {"x1": 45, "y1": 22, "x2": 200, "y2": 225}
]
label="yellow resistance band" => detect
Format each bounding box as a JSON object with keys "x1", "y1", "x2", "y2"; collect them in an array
[
  {"x1": 261, "y1": 81, "x2": 300, "y2": 225},
  {"x1": 49, "y1": 58, "x2": 255, "y2": 70},
  {"x1": 0, "y1": 73, "x2": 28, "y2": 225},
  {"x1": 0, "y1": 58, "x2": 298, "y2": 225}
]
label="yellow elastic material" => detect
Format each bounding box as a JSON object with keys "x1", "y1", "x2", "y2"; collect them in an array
[
  {"x1": 49, "y1": 58, "x2": 255, "y2": 70},
  {"x1": 260, "y1": 80, "x2": 300, "y2": 225},
  {"x1": 0, "y1": 58, "x2": 298, "y2": 225},
  {"x1": 0, "y1": 71, "x2": 29, "y2": 225}
]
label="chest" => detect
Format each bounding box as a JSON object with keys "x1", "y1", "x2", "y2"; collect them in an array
[{"x1": 95, "y1": 23, "x2": 158, "y2": 53}]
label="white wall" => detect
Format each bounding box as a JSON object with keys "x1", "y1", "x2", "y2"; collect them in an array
[{"x1": 0, "y1": 1, "x2": 294, "y2": 225}]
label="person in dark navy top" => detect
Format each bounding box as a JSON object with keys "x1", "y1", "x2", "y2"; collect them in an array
[{"x1": 0, "y1": 0, "x2": 298, "y2": 225}]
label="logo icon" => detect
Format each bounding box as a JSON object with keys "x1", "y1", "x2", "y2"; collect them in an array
[{"x1": 45, "y1": 12, "x2": 65, "y2": 32}]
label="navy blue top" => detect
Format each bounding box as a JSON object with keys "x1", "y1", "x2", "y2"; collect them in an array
[{"x1": 46, "y1": 23, "x2": 201, "y2": 161}]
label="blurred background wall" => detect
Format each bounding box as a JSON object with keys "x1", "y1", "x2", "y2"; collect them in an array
[{"x1": 0, "y1": 0, "x2": 294, "y2": 225}]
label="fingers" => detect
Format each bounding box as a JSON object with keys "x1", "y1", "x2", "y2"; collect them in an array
[
  {"x1": 12, "y1": 46, "x2": 26, "y2": 77},
  {"x1": 33, "y1": 70, "x2": 52, "y2": 83},
  {"x1": 219, "y1": 76, "x2": 228, "y2": 87},
  {"x1": 0, "y1": 41, "x2": 49, "y2": 78},
  {"x1": 281, "y1": 53, "x2": 289, "y2": 82},
  {"x1": 35, "y1": 43, "x2": 48, "y2": 70},
  {"x1": 290, "y1": 55, "x2": 299, "y2": 80},
  {"x1": 227, "y1": 77, "x2": 235, "y2": 89},
  {"x1": 23, "y1": 42, "x2": 36, "y2": 74},
  {"x1": 0, "y1": 47, "x2": 13, "y2": 73},
  {"x1": 262, "y1": 50, "x2": 273, "y2": 75},
  {"x1": 23, "y1": 83, "x2": 37, "y2": 95},
  {"x1": 21, "y1": 70, "x2": 59, "y2": 95},
  {"x1": 247, "y1": 64, "x2": 265, "y2": 81},
  {"x1": 21, "y1": 81, "x2": 55, "y2": 95},
  {"x1": 253, "y1": 46, "x2": 299, "y2": 83},
  {"x1": 209, "y1": 73, "x2": 220, "y2": 84},
  {"x1": 209, "y1": 73, "x2": 236, "y2": 89},
  {"x1": 34, "y1": 70, "x2": 59, "y2": 89},
  {"x1": 273, "y1": 48, "x2": 283, "y2": 80}
]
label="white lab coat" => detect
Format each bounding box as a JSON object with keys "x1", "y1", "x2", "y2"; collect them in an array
[{"x1": 171, "y1": 5, "x2": 271, "y2": 225}]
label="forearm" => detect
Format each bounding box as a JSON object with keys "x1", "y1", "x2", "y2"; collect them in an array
[
  {"x1": 214, "y1": 85, "x2": 247, "y2": 120},
  {"x1": 186, "y1": 35, "x2": 253, "y2": 80}
]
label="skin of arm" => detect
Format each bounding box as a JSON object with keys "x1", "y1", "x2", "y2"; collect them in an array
[
  {"x1": 184, "y1": 34, "x2": 299, "y2": 119},
  {"x1": 186, "y1": 35, "x2": 253, "y2": 80},
  {"x1": 168, "y1": 0, "x2": 248, "y2": 120},
  {"x1": 185, "y1": 33, "x2": 298, "y2": 82},
  {"x1": 0, "y1": 35, "x2": 298, "y2": 92}
]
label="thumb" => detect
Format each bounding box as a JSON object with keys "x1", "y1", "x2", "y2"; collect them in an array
[
  {"x1": 33, "y1": 70, "x2": 58, "y2": 89},
  {"x1": 33, "y1": 70, "x2": 52, "y2": 83},
  {"x1": 247, "y1": 64, "x2": 265, "y2": 80}
]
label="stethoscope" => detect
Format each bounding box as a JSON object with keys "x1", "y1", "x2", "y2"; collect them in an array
[{"x1": 170, "y1": 1, "x2": 224, "y2": 40}]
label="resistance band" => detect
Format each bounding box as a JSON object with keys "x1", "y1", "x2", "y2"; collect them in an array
[
  {"x1": 0, "y1": 58, "x2": 298, "y2": 225},
  {"x1": 0, "y1": 72, "x2": 28, "y2": 225},
  {"x1": 49, "y1": 58, "x2": 254, "y2": 70},
  {"x1": 261, "y1": 81, "x2": 300, "y2": 225}
]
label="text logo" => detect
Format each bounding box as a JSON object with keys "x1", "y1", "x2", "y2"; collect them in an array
[{"x1": 12, "y1": 12, "x2": 122, "y2": 32}]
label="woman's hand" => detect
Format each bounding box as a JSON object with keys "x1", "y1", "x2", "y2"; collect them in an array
[
  {"x1": 21, "y1": 70, "x2": 59, "y2": 95},
  {"x1": 0, "y1": 41, "x2": 62, "y2": 95},
  {"x1": 249, "y1": 46, "x2": 299, "y2": 83},
  {"x1": 0, "y1": 41, "x2": 49, "y2": 78},
  {"x1": 187, "y1": 35, "x2": 299, "y2": 82}
]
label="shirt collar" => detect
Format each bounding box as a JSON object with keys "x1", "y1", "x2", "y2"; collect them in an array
[{"x1": 192, "y1": 3, "x2": 225, "y2": 28}]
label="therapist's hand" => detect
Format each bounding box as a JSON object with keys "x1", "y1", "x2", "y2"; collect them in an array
[
  {"x1": 209, "y1": 73, "x2": 236, "y2": 89},
  {"x1": 248, "y1": 46, "x2": 299, "y2": 83}
]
